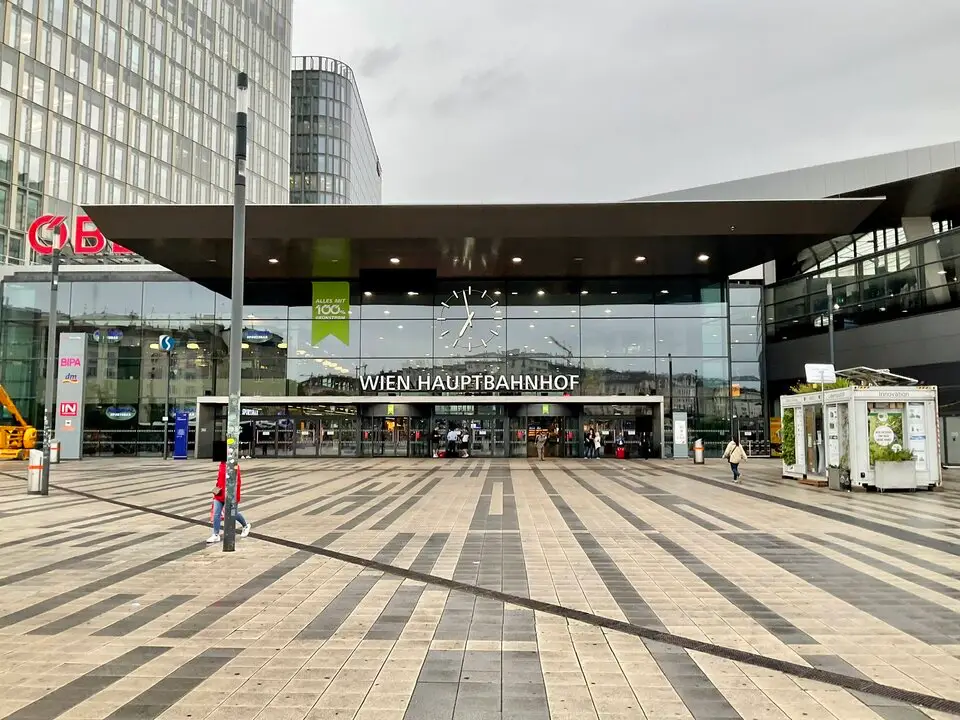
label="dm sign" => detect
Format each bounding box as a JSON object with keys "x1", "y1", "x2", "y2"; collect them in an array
[{"x1": 312, "y1": 282, "x2": 350, "y2": 345}]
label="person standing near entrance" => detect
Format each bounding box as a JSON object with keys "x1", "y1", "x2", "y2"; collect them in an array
[
  {"x1": 536, "y1": 430, "x2": 548, "y2": 461},
  {"x1": 584, "y1": 428, "x2": 595, "y2": 459},
  {"x1": 722, "y1": 437, "x2": 746, "y2": 483},
  {"x1": 207, "y1": 460, "x2": 252, "y2": 543}
]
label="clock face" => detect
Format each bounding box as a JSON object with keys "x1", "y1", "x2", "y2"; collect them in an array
[{"x1": 437, "y1": 286, "x2": 501, "y2": 353}]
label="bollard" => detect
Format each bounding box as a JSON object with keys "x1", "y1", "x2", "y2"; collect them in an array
[
  {"x1": 693, "y1": 438, "x2": 705, "y2": 464},
  {"x1": 27, "y1": 449, "x2": 44, "y2": 494}
]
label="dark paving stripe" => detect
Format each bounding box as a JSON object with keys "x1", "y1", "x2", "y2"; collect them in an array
[
  {"x1": 828, "y1": 532, "x2": 960, "y2": 581},
  {"x1": 647, "y1": 533, "x2": 817, "y2": 645},
  {"x1": 70, "y1": 531, "x2": 134, "y2": 548},
  {"x1": 0, "y1": 532, "x2": 167, "y2": 588},
  {"x1": 28, "y1": 593, "x2": 141, "y2": 635},
  {"x1": 0, "y1": 529, "x2": 62, "y2": 550},
  {"x1": 1, "y1": 646, "x2": 169, "y2": 720},
  {"x1": 95, "y1": 594, "x2": 196, "y2": 637},
  {"x1": 802, "y1": 654, "x2": 924, "y2": 714},
  {"x1": 726, "y1": 533, "x2": 960, "y2": 645},
  {"x1": 103, "y1": 647, "x2": 242, "y2": 720},
  {"x1": 563, "y1": 469, "x2": 654, "y2": 531},
  {"x1": 795, "y1": 533, "x2": 960, "y2": 602},
  {"x1": 49, "y1": 481, "x2": 960, "y2": 715},
  {"x1": 365, "y1": 533, "x2": 449, "y2": 641},
  {"x1": 667, "y1": 466, "x2": 960, "y2": 556},
  {"x1": 369, "y1": 478, "x2": 444, "y2": 531},
  {"x1": 296, "y1": 532, "x2": 413, "y2": 641},
  {"x1": 531, "y1": 467, "x2": 741, "y2": 720}
]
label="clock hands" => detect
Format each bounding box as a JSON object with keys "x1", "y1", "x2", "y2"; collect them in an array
[{"x1": 458, "y1": 312, "x2": 476, "y2": 338}]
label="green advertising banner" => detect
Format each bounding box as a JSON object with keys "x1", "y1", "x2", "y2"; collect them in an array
[
  {"x1": 312, "y1": 282, "x2": 350, "y2": 345},
  {"x1": 868, "y1": 407, "x2": 903, "y2": 464}
]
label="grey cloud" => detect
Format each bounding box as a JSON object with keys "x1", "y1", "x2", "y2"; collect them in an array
[
  {"x1": 356, "y1": 45, "x2": 403, "y2": 79},
  {"x1": 293, "y1": 0, "x2": 960, "y2": 204}
]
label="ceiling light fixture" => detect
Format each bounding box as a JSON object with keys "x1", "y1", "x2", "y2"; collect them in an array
[
  {"x1": 635, "y1": 255, "x2": 646, "y2": 263},
  {"x1": 536, "y1": 289, "x2": 545, "y2": 296},
  {"x1": 407, "y1": 291, "x2": 418, "y2": 296},
  {"x1": 660, "y1": 289, "x2": 669, "y2": 295},
  {"x1": 697, "y1": 253, "x2": 710, "y2": 262},
  {"x1": 610, "y1": 291, "x2": 618, "y2": 295},
  {"x1": 581, "y1": 290, "x2": 588, "y2": 295},
  {"x1": 512, "y1": 257, "x2": 522, "y2": 264},
  {"x1": 389, "y1": 257, "x2": 400, "y2": 264},
  {"x1": 268, "y1": 257, "x2": 279, "y2": 264}
]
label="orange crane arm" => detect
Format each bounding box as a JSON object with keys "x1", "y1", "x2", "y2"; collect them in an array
[{"x1": 0, "y1": 384, "x2": 29, "y2": 428}]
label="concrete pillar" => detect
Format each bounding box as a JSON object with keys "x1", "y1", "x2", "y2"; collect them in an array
[{"x1": 903, "y1": 216, "x2": 949, "y2": 307}]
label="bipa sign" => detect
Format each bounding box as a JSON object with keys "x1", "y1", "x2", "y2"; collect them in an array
[
  {"x1": 28, "y1": 215, "x2": 133, "y2": 255},
  {"x1": 60, "y1": 357, "x2": 82, "y2": 367},
  {"x1": 59, "y1": 402, "x2": 78, "y2": 417}
]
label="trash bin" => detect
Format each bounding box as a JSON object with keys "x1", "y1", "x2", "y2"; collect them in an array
[
  {"x1": 27, "y1": 449, "x2": 43, "y2": 494},
  {"x1": 50, "y1": 440, "x2": 60, "y2": 464},
  {"x1": 693, "y1": 439, "x2": 705, "y2": 464}
]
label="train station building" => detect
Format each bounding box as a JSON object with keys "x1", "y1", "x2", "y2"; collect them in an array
[{"x1": 0, "y1": 197, "x2": 879, "y2": 459}]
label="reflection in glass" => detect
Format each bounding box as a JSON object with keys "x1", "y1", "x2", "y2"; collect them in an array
[
  {"x1": 506, "y1": 317, "x2": 579, "y2": 357},
  {"x1": 581, "y1": 318, "x2": 654, "y2": 357},
  {"x1": 655, "y1": 317, "x2": 726, "y2": 357}
]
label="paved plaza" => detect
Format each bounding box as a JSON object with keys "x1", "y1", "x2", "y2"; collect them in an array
[{"x1": 0, "y1": 457, "x2": 959, "y2": 720}]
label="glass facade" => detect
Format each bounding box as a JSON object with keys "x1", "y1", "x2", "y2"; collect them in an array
[
  {"x1": 0, "y1": 271, "x2": 748, "y2": 456},
  {"x1": 766, "y1": 225, "x2": 960, "y2": 342},
  {"x1": 0, "y1": 0, "x2": 292, "y2": 266},
  {"x1": 289, "y1": 56, "x2": 381, "y2": 205}
]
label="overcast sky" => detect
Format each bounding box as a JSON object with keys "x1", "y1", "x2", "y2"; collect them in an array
[{"x1": 291, "y1": 0, "x2": 960, "y2": 204}]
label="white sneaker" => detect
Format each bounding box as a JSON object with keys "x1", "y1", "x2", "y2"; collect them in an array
[
  {"x1": 205, "y1": 533, "x2": 220, "y2": 544},
  {"x1": 241, "y1": 524, "x2": 251, "y2": 538}
]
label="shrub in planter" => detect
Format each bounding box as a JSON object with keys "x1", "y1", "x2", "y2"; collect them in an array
[{"x1": 781, "y1": 408, "x2": 796, "y2": 466}]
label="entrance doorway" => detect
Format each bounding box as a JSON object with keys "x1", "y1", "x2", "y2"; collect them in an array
[{"x1": 432, "y1": 404, "x2": 507, "y2": 457}]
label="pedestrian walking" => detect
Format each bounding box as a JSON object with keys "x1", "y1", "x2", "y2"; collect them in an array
[
  {"x1": 722, "y1": 437, "x2": 746, "y2": 483},
  {"x1": 536, "y1": 430, "x2": 548, "y2": 461},
  {"x1": 207, "y1": 461, "x2": 252, "y2": 543}
]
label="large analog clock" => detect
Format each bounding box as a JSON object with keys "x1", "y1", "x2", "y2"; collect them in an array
[{"x1": 437, "y1": 286, "x2": 500, "y2": 352}]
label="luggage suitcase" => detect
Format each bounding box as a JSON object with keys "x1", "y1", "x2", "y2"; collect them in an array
[{"x1": 615, "y1": 446, "x2": 626, "y2": 460}]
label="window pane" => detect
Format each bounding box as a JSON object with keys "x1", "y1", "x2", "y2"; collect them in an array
[
  {"x1": 580, "y1": 318, "x2": 654, "y2": 356},
  {"x1": 360, "y1": 319, "x2": 433, "y2": 359},
  {"x1": 655, "y1": 317, "x2": 726, "y2": 356}
]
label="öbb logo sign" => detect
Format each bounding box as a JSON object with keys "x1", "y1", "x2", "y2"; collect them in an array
[{"x1": 28, "y1": 215, "x2": 133, "y2": 255}]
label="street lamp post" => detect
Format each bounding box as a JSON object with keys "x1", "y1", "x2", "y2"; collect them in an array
[
  {"x1": 39, "y1": 237, "x2": 62, "y2": 496},
  {"x1": 826, "y1": 280, "x2": 835, "y2": 368},
  {"x1": 223, "y1": 72, "x2": 248, "y2": 553}
]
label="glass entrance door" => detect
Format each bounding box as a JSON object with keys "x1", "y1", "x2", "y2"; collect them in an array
[
  {"x1": 526, "y1": 417, "x2": 570, "y2": 458},
  {"x1": 361, "y1": 417, "x2": 412, "y2": 457}
]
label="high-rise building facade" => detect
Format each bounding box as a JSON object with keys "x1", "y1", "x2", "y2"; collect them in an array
[
  {"x1": 290, "y1": 56, "x2": 381, "y2": 205},
  {"x1": 0, "y1": 0, "x2": 293, "y2": 265}
]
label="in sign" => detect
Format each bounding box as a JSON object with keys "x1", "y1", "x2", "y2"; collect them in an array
[
  {"x1": 59, "y1": 402, "x2": 79, "y2": 417},
  {"x1": 27, "y1": 215, "x2": 133, "y2": 255}
]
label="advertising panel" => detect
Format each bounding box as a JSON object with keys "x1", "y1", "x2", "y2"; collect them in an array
[{"x1": 56, "y1": 333, "x2": 88, "y2": 460}]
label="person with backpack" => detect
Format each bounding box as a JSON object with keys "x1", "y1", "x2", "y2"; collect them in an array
[
  {"x1": 207, "y1": 461, "x2": 252, "y2": 543},
  {"x1": 722, "y1": 437, "x2": 746, "y2": 483}
]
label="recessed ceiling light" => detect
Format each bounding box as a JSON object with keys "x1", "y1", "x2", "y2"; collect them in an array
[
  {"x1": 407, "y1": 291, "x2": 418, "y2": 296},
  {"x1": 697, "y1": 253, "x2": 710, "y2": 262},
  {"x1": 493, "y1": 290, "x2": 501, "y2": 296},
  {"x1": 363, "y1": 291, "x2": 372, "y2": 297},
  {"x1": 383, "y1": 310, "x2": 390, "y2": 315},
  {"x1": 611, "y1": 291, "x2": 618, "y2": 295},
  {"x1": 389, "y1": 257, "x2": 400, "y2": 264},
  {"x1": 536, "y1": 289, "x2": 545, "y2": 296},
  {"x1": 604, "y1": 309, "x2": 612, "y2": 314},
  {"x1": 268, "y1": 257, "x2": 279, "y2": 264},
  {"x1": 529, "y1": 324, "x2": 535, "y2": 329},
  {"x1": 581, "y1": 290, "x2": 588, "y2": 295},
  {"x1": 660, "y1": 289, "x2": 669, "y2": 295},
  {"x1": 635, "y1": 256, "x2": 646, "y2": 263},
  {"x1": 397, "y1": 325, "x2": 403, "y2": 329},
  {"x1": 511, "y1": 291, "x2": 518, "y2": 295},
  {"x1": 512, "y1": 257, "x2": 522, "y2": 264}
]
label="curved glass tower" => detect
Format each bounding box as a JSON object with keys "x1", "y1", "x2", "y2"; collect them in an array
[{"x1": 290, "y1": 56, "x2": 381, "y2": 205}]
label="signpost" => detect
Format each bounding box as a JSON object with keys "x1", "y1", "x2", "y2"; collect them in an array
[
  {"x1": 160, "y1": 334, "x2": 175, "y2": 459},
  {"x1": 804, "y1": 362, "x2": 836, "y2": 474},
  {"x1": 173, "y1": 411, "x2": 190, "y2": 460}
]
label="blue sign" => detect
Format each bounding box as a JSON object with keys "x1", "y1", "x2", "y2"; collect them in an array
[
  {"x1": 105, "y1": 406, "x2": 137, "y2": 421},
  {"x1": 173, "y1": 411, "x2": 190, "y2": 460},
  {"x1": 92, "y1": 329, "x2": 123, "y2": 343},
  {"x1": 159, "y1": 334, "x2": 175, "y2": 352},
  {"x1": 243, "y1": 329, "x2": 271, "y2": 343}
]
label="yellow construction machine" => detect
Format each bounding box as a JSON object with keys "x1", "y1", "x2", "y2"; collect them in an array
[{"x1": 0, "y1": 384, "x2": 37, "y2": 460}]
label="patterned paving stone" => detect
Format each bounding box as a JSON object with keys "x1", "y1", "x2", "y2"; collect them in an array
[{"x1": 0, "y1": 457, "x2": 957, "y2": 719}]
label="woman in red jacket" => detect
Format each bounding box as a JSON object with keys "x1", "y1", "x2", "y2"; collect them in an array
[{"x1": 207, "y1": 461, "x2": 252, "y2": 543}]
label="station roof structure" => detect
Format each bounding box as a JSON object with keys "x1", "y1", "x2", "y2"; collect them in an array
[{"x1": 84, "y1": 198, "x2": 880, "y2": 295}]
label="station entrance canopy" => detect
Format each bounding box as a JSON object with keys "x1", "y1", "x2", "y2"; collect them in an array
[{"x1": 82, "y1": 200, "x2": 882, "y2": 302}]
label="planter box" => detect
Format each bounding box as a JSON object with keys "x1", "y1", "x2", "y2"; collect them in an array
[{"x1": 874, "y1": 460, "x2": 916, "y2": 491}]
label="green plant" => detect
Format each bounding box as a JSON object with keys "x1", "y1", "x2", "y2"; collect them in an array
[
  {"x1": 870, "y1": 445, "x2": 914, "y2": 463},
  {"x1": 790, "y1": 377, "x2": 853, "y2": 394},
  {"x1": 781, "y1": 408, "x2": 796, "y2": 466}
]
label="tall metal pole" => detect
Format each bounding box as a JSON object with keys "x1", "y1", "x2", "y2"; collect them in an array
[
  {"x1": 826, "y1": 280, "x2": 835, "y2": 368},
  {"x1": 39, "y1": 239, "x2": 61, "y2": 496},
  {"x1": 163, "y1": 350, "x2": 172, "y2": 460},
  {"x1": 223, "y1": 72, "x2": 248, "y2": 553}
]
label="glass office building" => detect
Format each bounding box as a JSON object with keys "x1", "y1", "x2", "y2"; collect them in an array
[
  {"x1": 0, "y1": 0, "x2": 292, "y2": 266},
  {"x1": 0, "y1": 268, "x2": 756, "y2": 459},
  {"x1": 289, "y1": 56, "x2": 381, "y2": 205}
]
